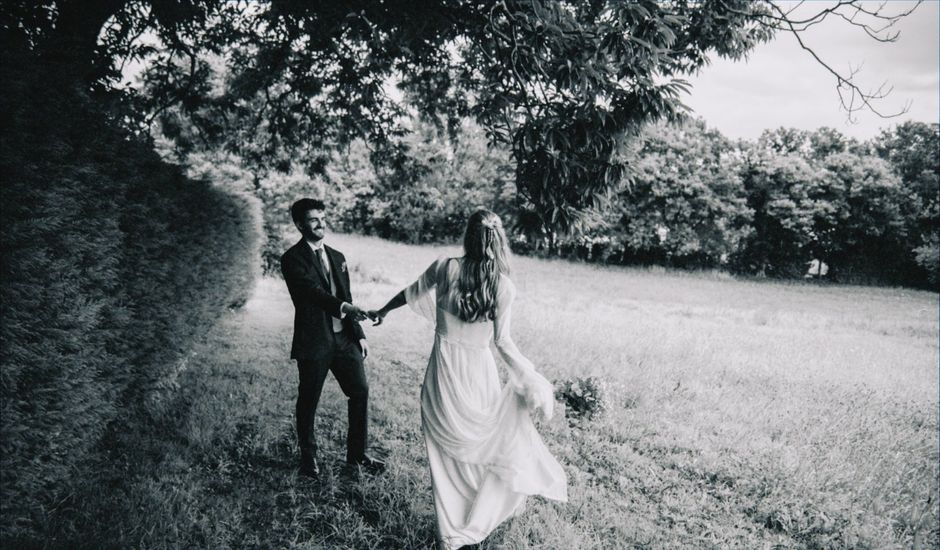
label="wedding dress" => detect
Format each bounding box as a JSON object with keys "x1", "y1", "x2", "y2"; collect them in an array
[{"x1": 404, "y1": 258, "x2": 568, "y2": 549}]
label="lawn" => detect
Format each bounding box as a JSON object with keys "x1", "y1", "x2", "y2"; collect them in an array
[{"x1": 49, "y1": 232, "x2": 938, "y2": 549}]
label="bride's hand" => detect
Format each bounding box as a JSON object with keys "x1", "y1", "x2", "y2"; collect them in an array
[{"x1": 367, "y1": 310, "x2": 385, "y2": 326}]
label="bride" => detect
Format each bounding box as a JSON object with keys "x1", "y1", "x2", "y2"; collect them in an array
[{"x1": 370, "y1": 209, "x2": 567, "y2": 549}]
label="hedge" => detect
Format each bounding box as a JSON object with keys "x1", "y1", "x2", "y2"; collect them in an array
[{"x1": 0, "y1": 49, "x2": 261, "y2": 541}]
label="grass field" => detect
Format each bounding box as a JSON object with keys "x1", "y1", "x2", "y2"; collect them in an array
[{"x1": 49, "y1": 233, "x2": 938, "y2": 549}]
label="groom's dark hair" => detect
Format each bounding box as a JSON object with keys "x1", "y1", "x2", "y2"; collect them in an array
[{"x1": 291, "y1": 198, "x2": 326, "y2": 224}]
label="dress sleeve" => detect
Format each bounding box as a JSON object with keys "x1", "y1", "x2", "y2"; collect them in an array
[
  {"x1": 493, "y1": 278, "x2": 556, "y2": 421},
  {"x1": 404, "y1": 257, "x2": 445, "y2": 323}
]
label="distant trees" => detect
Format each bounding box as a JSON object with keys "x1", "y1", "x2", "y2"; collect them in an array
[
  {"x1": 730, "y1": 123, "x2": 935, "y2": 284},
  {"x1": 735, "y1": 145, "x2": 907, "y2": 278},
  {"x1": 326, "y1": 118, "x2": 516, "y2": 245},
  {"x1": 873, "y1": 121, "x2": 940, "y2": 284},
  {"x1": 312, "y1": 115, "x2": 935, "y2": 287},
  {"x1": 614, "y1": 120, "x2": 753, "y2": 268},
  {"x1": 151, "y1": 74, "x2": 936, "y2": 286}
]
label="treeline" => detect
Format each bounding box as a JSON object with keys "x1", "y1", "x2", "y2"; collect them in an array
[
  {"x1": 0, "y1": 50, "x2": 261, "y2": 543},
  {"x1": 313, "y1": 116, "x2": 936, "y2": 287}
]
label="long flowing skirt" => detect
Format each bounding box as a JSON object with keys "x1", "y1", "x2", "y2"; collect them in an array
[{"x1": 420, "y1": 335, "x2": 567, "y2": 549}]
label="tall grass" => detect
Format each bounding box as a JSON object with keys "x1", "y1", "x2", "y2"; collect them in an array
[
  {"x1": 43, "y1": 232, "x2": 937, "y2": 548},
  {"x1": 330, "y1": 233, "x2": 940, "y2": 548}
]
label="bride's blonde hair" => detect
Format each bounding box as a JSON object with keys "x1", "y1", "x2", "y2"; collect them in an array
[{"x1": 456, "y1": 209, "x2": 510, "y2": 322}]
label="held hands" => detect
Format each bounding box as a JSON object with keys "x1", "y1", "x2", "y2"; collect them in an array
[
  {"x1": 342, "y1": 303, "x2": 378, "y2": 323},
  {"x1": 366, "y1": 290, "x2": 404, "y2": 327},
  {"x1": 367, "y1": 309, "x2": 386, "y2": 326},
  {"x1": 342, "y1": 303, "x2": 386, "y2": 326}
]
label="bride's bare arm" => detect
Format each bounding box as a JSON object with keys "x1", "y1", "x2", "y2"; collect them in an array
[
  {"x1": 371, "y1": 258, "x2": 446, "y2": 326},
  {"x1": 370, "y1": 291, "x2": 406, "y2": 325}
]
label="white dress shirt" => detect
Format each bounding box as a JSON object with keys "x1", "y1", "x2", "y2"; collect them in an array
[{"x1": 306, "y1": 240, "x2": 347, "y2": 332}]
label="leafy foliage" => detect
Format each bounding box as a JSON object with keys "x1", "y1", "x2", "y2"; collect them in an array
[
  {"x1": 554, "y1": 376, "x2": 622, "y2": 422},
  {"x1": 206, "y1": 113, "x2": 935, "y2": 288},
  {"x1": 0, "y1": 49, "x2": 261, "y2": 541},
  {"x1": 810, "y1": 152, "x2": 908, "y2": 281},
  {"x1": 112, "y1": 0, "x2": 778, "y2": 236},
  {"x1": 732, "y1": 127, "x2": 925, "y2": 283},
  {"x1": 733, "y1": 149, "x2": 821, "y2": 276},
  {"x1": 330, "y1": 118, "x2": 516, "y2": 244},
  {"x1": 873, "y1": 121, "x2": 940, "y2": 282},
  {"x1": 5, "y1": 1, "x2": 925, "y2": 266},
  {"x1": 614, "y1": 120, "x2": 753, "y2": 268}
]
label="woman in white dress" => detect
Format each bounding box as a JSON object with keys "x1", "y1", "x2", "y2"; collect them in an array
[{"x1": 371, "y1": 209, "x2": 567, "y2": 549}]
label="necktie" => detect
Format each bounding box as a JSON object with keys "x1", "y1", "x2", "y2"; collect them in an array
[
  {"x1": 315, "y1": 248, "x2": 330, "y2": 278},
  {"x1": 315, "y1": 248, "x2": 344, "y2": 333}
]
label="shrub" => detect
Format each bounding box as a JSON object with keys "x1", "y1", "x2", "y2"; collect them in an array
[
  {"x1": 0, "y1": 48, "x2": 261, "y2": 542},
  {"x1": 554, "y1": 376, "x2": 620, "y2": 422},
  {"x1": 913, "y1": 231, "x2": 940, "y2": 286}
]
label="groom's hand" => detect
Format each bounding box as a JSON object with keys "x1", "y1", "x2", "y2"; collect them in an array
[
  {"x1": 359, "y1": 339, "x2": 369, "y2": 359},
  {"x1": 341, "y1": 303, "x2": 369, "y2": 322}
]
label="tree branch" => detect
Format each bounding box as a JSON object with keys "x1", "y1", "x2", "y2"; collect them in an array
[{"x1": 763, "y1": 0, "x2": 917, "y2": 121}]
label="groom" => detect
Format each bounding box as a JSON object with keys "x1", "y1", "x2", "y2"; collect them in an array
[{"x1": 280, "y1": 198, "x2": 385, "y2": 478}]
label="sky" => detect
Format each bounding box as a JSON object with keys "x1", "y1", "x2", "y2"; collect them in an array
[{"x1": 683, "y1": 0, "x2": 939, "y2": 142}]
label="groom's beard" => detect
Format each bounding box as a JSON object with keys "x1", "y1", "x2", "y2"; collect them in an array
[{"x1": 303, "y1": 228, "x2": 325, "y2": 243}]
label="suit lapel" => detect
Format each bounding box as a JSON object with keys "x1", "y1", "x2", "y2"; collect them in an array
[
  {"x1": 298, "y1": 239, "x2": 330, "y2": 287},
  {"x1": 325, "y1": 246, "x2": 348, "y2": 299}
]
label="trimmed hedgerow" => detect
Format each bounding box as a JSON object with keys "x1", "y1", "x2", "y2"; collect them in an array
[{"x1": 0, "y1": 49, "x2": 261, "y2": 541}]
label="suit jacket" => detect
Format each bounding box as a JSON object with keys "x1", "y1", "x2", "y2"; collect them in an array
[{"x1": 281, "y1": 239, "x2": 366, "y2": 360}]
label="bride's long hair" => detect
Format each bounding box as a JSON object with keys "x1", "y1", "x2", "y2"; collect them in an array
[{"x1": 456, "y1": 209, "x2": 511, "y2": 322}]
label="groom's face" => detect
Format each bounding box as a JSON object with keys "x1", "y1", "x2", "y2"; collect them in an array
[{"x1": 297, "y1": 208, "x2": 326, "y2": 242}]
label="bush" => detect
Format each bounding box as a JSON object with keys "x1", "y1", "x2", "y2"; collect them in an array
[
  {"x1": 183, "y1": 151, "x2": 312, "y2": 276},
  {"x1": 0, "y1": 48, "x2": 261, "y2": 542},
  {"x1": 913, "y1": 231, "x2": 940, "y2": 286},
  {"x1": 554, "y1": 376, "x2": 621, "y2": 422}
]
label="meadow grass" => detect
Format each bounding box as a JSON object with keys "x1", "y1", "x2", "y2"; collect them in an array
[{"x1": 50, "y1": 232, "x2": 938, "y2": 549}]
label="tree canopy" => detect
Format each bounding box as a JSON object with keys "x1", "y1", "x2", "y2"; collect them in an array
[{"x1": 2, "y1": 0, "x2": 920, "y2": 235}]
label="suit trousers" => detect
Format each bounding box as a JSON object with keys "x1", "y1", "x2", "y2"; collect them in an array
[{"x1": 295, "y1": 331, "x2": 368, "y2": 464}]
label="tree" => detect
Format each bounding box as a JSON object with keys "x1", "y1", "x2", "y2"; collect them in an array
[
  {"x1": 3, "y1": 0, "x2": 921, "y2": 243},
  {"x1": 808, "y1": 127, "x2": 859, "y2": 160},
  {"x1": 329, "y1": 116, "x2": 515, "y2": 243},
  {"x1": 734, "y1": 139, "x2": 911, "y2": 282},
  {"x1": 874, "y1": 122, "x2": 939, "y2": 215},
  {"x1": 615, "y1": 119, "x2": 753, "y2": 268},
  {"x1": 757, "y1": 127, "x2": 812, "y2": 156},
  {"x1": 806, "y1": 152, "x2": 907, "y2": 280},
  {"x1": 873, "y1": 121, "x2": 940, "y2": 283},
  {"x1": 734, "y1": 148, "x2": 822, "y2": 276}
]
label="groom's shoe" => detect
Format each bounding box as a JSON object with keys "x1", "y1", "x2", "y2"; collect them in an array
[
  {"x1": 347, "y1": 454, "x2": 386, "y2": 475},
  {"x1": 298, "y1": 457, "x2": 320, "y2": 479}
]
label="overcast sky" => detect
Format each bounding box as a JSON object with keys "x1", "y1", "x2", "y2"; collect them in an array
[{"x1": 683, "y1": 0, "x2": 939, "y2": 142}]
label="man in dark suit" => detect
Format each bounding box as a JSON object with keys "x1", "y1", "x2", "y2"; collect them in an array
[{"x1": 280, "y1": 198, "x2": 385, "y2": 478}]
